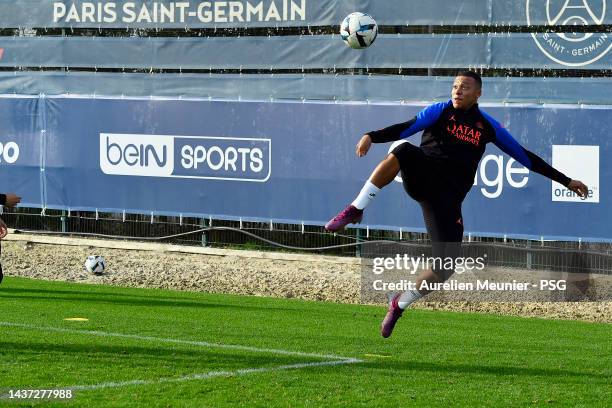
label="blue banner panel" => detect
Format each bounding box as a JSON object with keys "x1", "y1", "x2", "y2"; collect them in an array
[
  {"x1": 40, "y1": 97, "x2": 610, "y2": 241},
  {"x1": 2, "y1": 1, "x2": 611, "y2": 28},
  {"x1": 2, "y1": 34, "x2": 610, "y2": 70},
  {"x1": 0, "y1": 97, "x2": 44, "y2": 208},
  {"x1": 1, "y1": 72, "x2": 611, "y2": 106}
]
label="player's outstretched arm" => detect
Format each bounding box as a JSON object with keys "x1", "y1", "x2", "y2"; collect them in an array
[
  {"x1": 362, "y1": 101, "x2": 451, "y2": 151},
  {"x1": 520, "y1": 149, "x2": 588, "y2": 198},
  {"x1": 482, "y1": 112, "x2": 589, "y2": 198}
]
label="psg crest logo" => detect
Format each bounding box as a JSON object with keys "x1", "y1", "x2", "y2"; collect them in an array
[{"x1": 526, "y1": 0, "x2": 611, "y2": 66}]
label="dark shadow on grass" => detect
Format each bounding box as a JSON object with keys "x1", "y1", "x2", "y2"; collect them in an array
[
  {"x1": 2, "y1": 285, "x2": 203, "y2": 301},
  {"x1": 358, "y1": 360, "x2": 611, "y2": 383},
  {"x1": 0, "y1": 287, "x2": 297, "y2": 312},
  {"x1": 0, "y1": 340, "x2": 307, "y2": 367}
]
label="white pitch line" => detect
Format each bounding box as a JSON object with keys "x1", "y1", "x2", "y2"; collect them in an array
[
  {"x1": 0, "y1": 321, "x2": 359, "y2": 361},
  {"x1": 0, "y1": 321, "x2": 363, "y2": 394},
  {"x1": 70, "y1": 359, "x2": 362, "y2": 391}
]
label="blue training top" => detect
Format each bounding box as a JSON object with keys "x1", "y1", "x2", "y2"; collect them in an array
[{"x1": 368, "y1": 100, "x2": 571, "y2": 199}]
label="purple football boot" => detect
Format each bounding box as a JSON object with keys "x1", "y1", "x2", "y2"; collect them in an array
[
  {"x1": 324, "y1": 205, "x2": 363, "y2": 232},
  {"x1": 380, "y1": 293, "x2": 403, "y2": 338}
]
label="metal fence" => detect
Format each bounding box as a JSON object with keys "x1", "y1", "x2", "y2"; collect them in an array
[{"x1": 4, "y1": 207, "x2": 611, "y2": 275}]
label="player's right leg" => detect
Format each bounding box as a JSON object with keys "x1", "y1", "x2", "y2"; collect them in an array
[{"x1": 324, "y1": 154, "x2": 399, "y2": 232}]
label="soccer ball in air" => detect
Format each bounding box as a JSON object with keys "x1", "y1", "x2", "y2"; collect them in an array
[
  {"x1": 85, "y1": 255, "x2": 106, "y2": 275},
  {"x1": 340, "y1": 12, "x2": 378, "y2": 49}
]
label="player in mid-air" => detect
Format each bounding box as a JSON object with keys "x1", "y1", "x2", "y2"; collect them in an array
[{"x1": 324, "y1": 71, "x2": 588, "y2": 338}]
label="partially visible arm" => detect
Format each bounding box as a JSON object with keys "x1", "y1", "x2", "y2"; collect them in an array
[
  {"x1": 0, "y1": 193, "x2": 21, "y2": 239},
  {"x1": 0, "y1": 217, "x2": 6, "y2": 239},
  {"x1": 1, "y1": 193, "x2": 21, "y2": 208},
  {"x1": 368, "y1": 101, "x2": 451, "y2": 143}
]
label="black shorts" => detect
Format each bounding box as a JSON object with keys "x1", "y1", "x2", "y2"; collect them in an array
[{"x1": 391, "y1": 142, "x2": 464, "y2": 244}]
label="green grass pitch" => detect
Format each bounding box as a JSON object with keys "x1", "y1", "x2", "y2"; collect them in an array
[{"x1": 0, "y1": 277, "x2": 610, "y2": 407}]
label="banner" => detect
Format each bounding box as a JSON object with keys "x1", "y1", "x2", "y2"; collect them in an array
[
  {"x1": 0, "y1": 73, "x2": 610, "y2": 106},
  {"x1": 0, "y1": 98, "x2": 44, "y2": 208},
  {"x1": 3, "y1": 96, "x2": 610, "y2": 241},
  {"x1": 1, "y1": 33, "x2": 610, "y2": 70},
  {"x1": 1, "y1": 1, "x2": 611, "y2": 28}
]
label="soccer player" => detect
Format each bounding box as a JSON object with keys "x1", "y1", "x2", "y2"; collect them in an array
[
  {"x1": 324, "y1": 71, "x2": 588, "y2": 338},
  {"x1": 0, "y1": 192, "x2": 21, "y2": 284}
]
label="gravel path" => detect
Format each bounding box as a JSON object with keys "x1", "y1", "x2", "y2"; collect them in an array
[{"x1": 1, "y1": 236, "x2": 610, "y2": 323}]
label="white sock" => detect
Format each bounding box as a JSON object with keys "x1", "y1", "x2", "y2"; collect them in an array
[
  {"x1": 351, "y1": 180, "x2": 380, "y2": 210},
  {"x1": 397, "y1": 289, "x2": 423, "y2": 309}
]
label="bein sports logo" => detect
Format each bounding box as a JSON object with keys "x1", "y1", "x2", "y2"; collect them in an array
[
  {"x1": 552, "y1": 145, "x2": 599, "y2": 203},
  {"x1": 100, "y1": 133, "x2": 271, "y2": 182},
  {"x1": 527, "y1": 0, "x2": 611, "y2": 66}
]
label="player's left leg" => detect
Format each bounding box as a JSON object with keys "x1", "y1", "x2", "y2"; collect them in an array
[
  {"x1": 381, "y1": 198, "x2": 464, "y2": 338},
  {"x1": 409, "y1": 200, "x2": 463, "y2": 297}
]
